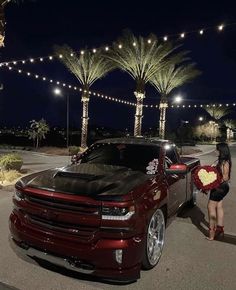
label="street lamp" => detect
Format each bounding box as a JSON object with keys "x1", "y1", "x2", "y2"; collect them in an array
[
  {"x1": 199, "y1": 116, "x2": 204, "y2": 122},
  {"x1": 180, "y1": 120, "x2": 189, "y2": 155},
  {"x1": 53, "y1": 88, "x2": 70, "y2": 148},
  {"x1": 174, "y1": 95, "x2": 182, "y2": 104}
]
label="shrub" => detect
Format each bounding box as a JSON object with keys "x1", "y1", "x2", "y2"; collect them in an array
[
  {"x1": 0, "y1": 153, "x2": 23, "y2": 171},
  {"x1": 69, "y1": 146, "x2": 84, "y2": 156}
]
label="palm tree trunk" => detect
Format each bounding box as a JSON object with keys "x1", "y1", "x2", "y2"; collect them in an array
[
  {"x1": 134, "y1": 91, "x2": 145, "y2": 136},
  {"x1": 36, "y1": 136, "x2": 39, "y2": 150},
  {"x1": 81, "y1": 92, "x2": 90, "y2": 149},
  {"x1": 159, "y1": 97, "x2": 168, "y2": 139},
  {"x1": 0, "y1": 2, "x2": 6, "y2": 47},
  {"x1": 226, "y1": 128, "x2": 230, "y2": 142}
]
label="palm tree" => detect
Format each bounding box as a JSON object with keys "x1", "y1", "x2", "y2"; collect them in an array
[
  {"x1": 204, "y1": 105, "x2": 231, "y2": 141},
  {"x1": 223, "y1": 119, "x2": 236, "y2": 141},
  {"x1": 106, "y1": 31, "x2": 177, "y2": 136},
  {"x1": 55, "y1": 44, "x2": 114, "y2": 148},
  {"x1": 28, "y1": 118, "x2": 50, "y2": 150},
  {"x1": 150, "y1": 62, "x2": 200, "y2": 139},
  {"x1": 0, "y1": 0, "x2": 25, "y2": 47}
]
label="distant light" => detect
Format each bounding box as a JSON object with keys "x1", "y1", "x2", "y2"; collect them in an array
[
  {"x1": 163, "y1": 36, "x2": 168, "y2": 41},
  {"x1": 13, "y1": 61, "x2": 17, "y2": 65},
  {"x1": 80, "y1": 50, "x2": 84, "y2": 55},
  {"x1": 199, "y1": 116, "x2": 203, "y2": 121},
  {"x1": 35, "y1": 75, "x2": 39, "y2": 78},
  {"x1": 49, "y1": 56, "x2": 53, "y2": 60},
  {"x1": 218, "y1": 24, "x2": 224, "y2": 31},
  {"x1": 43, "y1": 77, "x2": 46, "y2": 81},
  {"x1": 54, "y1": 88, "x2": 61, "y2": 95},
  {"x1": 92, "y1": 48, "x2": 97, "y2": 53},
  {"x1": 105, "y1": 46, "x2": 109, "y2": 51},
  {"x1": 22, "y1": 60, "x2": 25, "y2": 64},
  {"x1": 118, "y1": 44, "x2": 122, "y2": 49},
  {"x1": 147, "y1": 39, "x2": 152, "y2": 43},
  {"x1": 70, "y1": 53, "x2": 74, "y2": 56},
  {"x1": 18, "y1": 69, "x2": 22, "y2": 73},
  {"x1": 133, "y1": 42, "x2": 136, "y2": 46},
  {"x1": 40, "y1": 58, "x2": 43, "y2": 61},
  {"x1": 199, "y1": 29, "x2": 204, "y2": 35},
  {"x1": 180, "y1": 33, "x2": 185, "y2": 38},
  {"x1": 30, "y1": 58, "x2": 34, "y2": 62},
  {"x1": 59, "y1": 54, "x2": 63, "y2": 58}
]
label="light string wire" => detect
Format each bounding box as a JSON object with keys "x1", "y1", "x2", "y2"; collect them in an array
[
  {"x1": 2, "y1": 65, "x2": 136, "y2": 106},
  {"x1": 0, "y1": 22, "x2": 236, "y2": 66},
  {"x1": 2, "y1": 65, "x2": 236, "y2": 109}
]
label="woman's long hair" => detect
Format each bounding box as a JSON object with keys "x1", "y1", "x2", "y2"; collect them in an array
[{"x1": 216, "y1": 142, "x2": 232, "y2": 178}]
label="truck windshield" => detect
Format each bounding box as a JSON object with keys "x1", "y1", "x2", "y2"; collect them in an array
[{"x1": 81, "y1": 143, "x2": 160, "y2": 173}]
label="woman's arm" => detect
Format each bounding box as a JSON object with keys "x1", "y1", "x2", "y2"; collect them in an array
[{"x1": 221, "y1": 161, "x2": 230, "y2": 182}]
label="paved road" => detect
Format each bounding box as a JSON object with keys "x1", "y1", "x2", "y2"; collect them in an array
[{"x1": 0, "y1": 146, "x2": 235, "y2": 290}]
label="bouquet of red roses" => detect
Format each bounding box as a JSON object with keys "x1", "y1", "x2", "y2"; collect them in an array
[{"x1": 192, "y1": 165, "x2": 221, "y2": 191}]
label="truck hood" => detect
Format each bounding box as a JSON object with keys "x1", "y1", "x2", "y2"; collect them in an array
[{"x1": 19, "y1": 163, "x2": 152, "y2": 199}]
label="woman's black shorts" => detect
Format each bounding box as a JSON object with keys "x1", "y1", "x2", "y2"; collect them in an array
[{"x1": 210, "y1": 182, "x2": 229, "y2": 202}]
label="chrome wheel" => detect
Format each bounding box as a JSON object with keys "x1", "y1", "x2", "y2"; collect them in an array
[{"x1": 146, "y1": 209, "x2": 165, "y2": 266}]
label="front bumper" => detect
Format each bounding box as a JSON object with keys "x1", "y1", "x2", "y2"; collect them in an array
[{"x1": 9, "y1": 211, "x2": 144, "y2": 282}]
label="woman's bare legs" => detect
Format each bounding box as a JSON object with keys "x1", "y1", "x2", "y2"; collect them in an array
[
  {"x1": 207, "y1": 200, "x2": 218, "y2": 240},
  {"x1": 216, "y1": 200, "x2": 224, "y2": 226}
]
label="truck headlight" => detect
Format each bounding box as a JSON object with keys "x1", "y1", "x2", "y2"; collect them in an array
[{"x1": 102, "y1": 205, "x2": 135, "y2": 220}]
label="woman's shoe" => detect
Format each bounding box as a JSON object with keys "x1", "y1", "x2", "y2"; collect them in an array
[
  {"x1": 206, "y1": 227, "x2": 215, "y2": 241},
  {"x1": 215, "y1": 225, "x2": 224, "y2": 239}
]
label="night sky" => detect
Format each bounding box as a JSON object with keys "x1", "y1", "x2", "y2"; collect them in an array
[{"x1": 1, "y1": 0, "x2": 236, "y2": 131}]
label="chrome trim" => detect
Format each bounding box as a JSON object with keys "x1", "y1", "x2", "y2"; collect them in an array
[{"x1": 10, "y1": 238, "x2": 94, "y2": 275}]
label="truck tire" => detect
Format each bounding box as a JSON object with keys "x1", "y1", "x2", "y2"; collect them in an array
[{"x1": 142, "y1": 208, "x2": 165, "y2": 270}]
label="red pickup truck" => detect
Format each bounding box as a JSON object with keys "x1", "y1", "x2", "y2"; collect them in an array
[{"x1": 9, "y1": 137, "x2": 200, "y2": 282}]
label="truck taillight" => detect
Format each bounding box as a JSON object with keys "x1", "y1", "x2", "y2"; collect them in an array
[{"x1": 101, "y1": 205, "x2": 135, "y2": 220}]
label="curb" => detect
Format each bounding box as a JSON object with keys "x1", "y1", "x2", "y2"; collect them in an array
[{"x1": 187, "y1": 149, "x2": 215, "y2": 157}]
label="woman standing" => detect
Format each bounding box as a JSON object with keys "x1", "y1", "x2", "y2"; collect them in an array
[{"x1": 207, "y1": 142, "x2": 232, "y2": 241}]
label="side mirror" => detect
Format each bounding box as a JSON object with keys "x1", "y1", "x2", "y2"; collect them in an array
[{"x1": 165, "y1": 164, "x2": 187, "y2": 175}]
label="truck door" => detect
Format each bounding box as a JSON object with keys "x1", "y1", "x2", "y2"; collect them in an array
[{"x1": 165, "y1": 146, "x2": 187, "y2": 215}]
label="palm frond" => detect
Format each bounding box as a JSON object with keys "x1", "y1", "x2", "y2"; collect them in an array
[
  {"x1": 204, "y1": 105, "x2": 231, "y2": 121},
  {"x1": 150, "y1": 61, "x2": 200, "y2": 96},
  {"x1": 223, "y1": 119, "x2": 236, "y2": 129},
  {"x1": 54, "y1": 44, "x2": 114, "y2": 87},
  {"x1": 105, "y1": 31, "x2": 178, "y2": 91}
]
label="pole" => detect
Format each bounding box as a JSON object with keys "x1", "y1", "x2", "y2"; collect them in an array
[{"x1": 66, "y1": 94, "x2": 69, "y2": 148}]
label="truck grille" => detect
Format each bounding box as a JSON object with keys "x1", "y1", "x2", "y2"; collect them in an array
[
  {"x1": 21, "y1": 192, "x2": 101, "y2": 240},
  {"x1": 27, "y1": 214, "x2": 97, "y2": 240},
  {"x1": 26, "y1": 195, "x2": 100, "y2": 215}
]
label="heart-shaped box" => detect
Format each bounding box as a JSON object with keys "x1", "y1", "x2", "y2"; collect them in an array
[{"x1": 192, "y1": 165, "x2": 221, "y2": 191}]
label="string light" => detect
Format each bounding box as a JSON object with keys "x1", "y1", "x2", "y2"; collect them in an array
[
  {"x1": 1, "y1": 22, "x2": 236, "y2": 67},
  {"x1": 2, "y1": 65, "x2": 137, "y2": 107},
  {"x1": 3, "y1": 64, "x2": 236, "y2": 110}
]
